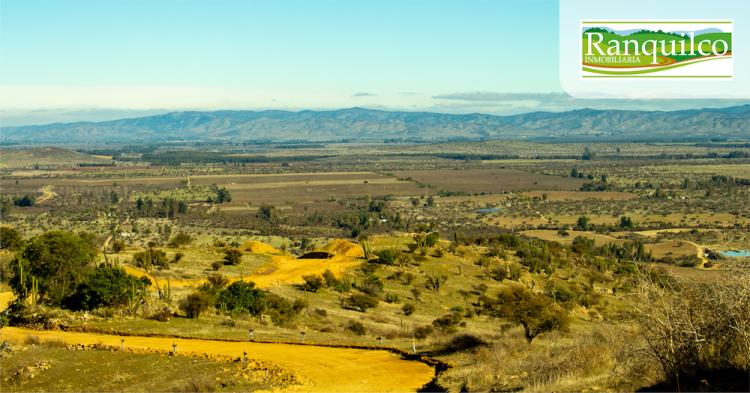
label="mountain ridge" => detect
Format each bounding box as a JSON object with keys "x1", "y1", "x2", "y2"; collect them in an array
[{"x1": 1, "y1": 105, "x2": 749, "y2": 143}]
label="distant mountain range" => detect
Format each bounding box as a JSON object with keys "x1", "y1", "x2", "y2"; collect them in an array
[{"x1": 1, "y1": 105, "x2": 749, "y2": 144}]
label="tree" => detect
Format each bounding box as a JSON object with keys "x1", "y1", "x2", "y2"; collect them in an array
[
  {"x1": 0, "y1": 227, "x2": 23, "y2": 250},
  {"x1": 619, "y1": 216, "x2": 634, "y2": 229},
  {"x1": 10, "y1": 231, "x2": 98, "y2": 306},
  {"x1": 256, "y1": 205, "x2": 277, "y2": 223},
  {"x1": 13, "y1": 195, "x2": 35, "y2": 207},
  {"x1": 181, "y1": 291, "x2": 214, "y2": 318},
  {"x1": 375, "y1": 249, "x2": 398, "y2": 265},
  {"x1": 483, "y1": 285, "x2": 568, "y2": 343},
  {"x1": 575, "y1": 215, "x2": 590, "y2": 231},
  {"x1": 63, "y1": 266, "x2": 146, "y2": 311},
  {"x1": 222, "y1": 248, "x2": 242, "y2": 265},
  {"x1": 216, "y1": 281, "x2": 267, "y2": 315}
]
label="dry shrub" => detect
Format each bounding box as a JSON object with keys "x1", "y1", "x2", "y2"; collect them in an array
[
  {"x1": 439, "y1": 324, "x2": 634, "y2": 392},
  {"x1": 632, "y1": 264, "x2": 750, "y2": 391}
]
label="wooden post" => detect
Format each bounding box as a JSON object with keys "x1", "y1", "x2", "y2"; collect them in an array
[
  {"x1": 172, "y1": 342, "x2": 177, "y2": 354},
  {"x1": 300, "y1": 331, "x2": 306, "y2": 343},
  {"x1": 412, "y1": 336, "x2": 417, "y2": 354},
  {"x1": 242, "y1": 351, "x2": 247, "y2": 367},
  {"x1": 120, "y1": 337, "x2": 125, "y2": 351},
  {"x1": 248, "y1": 328, "x2": 254, "y2": 341}
]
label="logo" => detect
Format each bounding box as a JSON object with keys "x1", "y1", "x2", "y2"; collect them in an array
[{"x1": 581, "y1": 20, "x2": 733, "y2": 78}]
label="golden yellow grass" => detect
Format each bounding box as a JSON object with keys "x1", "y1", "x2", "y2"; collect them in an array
[
  {"x1": 646, "y1": 164, "x2": 750, "y2": 178},
  {"x1": 0, "y1": 291, "x2": 15, "y2": 311},
  {"x1": 0, "y1": 327, "x2": 434, "y2": 393},
  {"x1": 122, "y1": 240, "x2": 361, "y2": 290}
]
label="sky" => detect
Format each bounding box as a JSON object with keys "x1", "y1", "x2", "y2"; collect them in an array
[{"x1": 0, "y1": 0, "x2": 747, "y2": 125}]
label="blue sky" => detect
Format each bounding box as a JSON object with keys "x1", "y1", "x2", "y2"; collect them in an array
[{"x1": 0, "y1": 0, "x2": 746, "y2": 125}]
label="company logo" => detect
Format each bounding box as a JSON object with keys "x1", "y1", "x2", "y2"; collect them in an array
[{"x1": 581, "y1": 20, "x2": 733, "y2": 78}]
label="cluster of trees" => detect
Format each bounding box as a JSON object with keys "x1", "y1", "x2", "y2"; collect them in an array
[
  {"x1": 181, "y1": 277, "x2": 305, "y2": 325},
  {"x1": 207, "y1": 184, "x2": 232, "y2": 204},
  {"x1": 134, "y1": 197, "x2": 188, "y2": 218},
  {"x1": 481, "y1": 285, "x2": 569, "y2": 343},
  {"x1": 6, "y1": 231, "x2": 148, "y2": 313}
]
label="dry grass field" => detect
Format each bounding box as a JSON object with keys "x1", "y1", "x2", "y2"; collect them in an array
[{"x1": 393, "y1": 168, "x2": 585, "y2": 194}]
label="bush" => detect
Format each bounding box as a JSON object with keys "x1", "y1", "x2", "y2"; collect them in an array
[
  {"x1": 301, "y1": 274, "x2": 324, "y2": 292},
  {"x1": 210, "y1": 261, "x2": 223, "y2": 271},
  {"x1": 63, "y1": 266, "x2": 146, "y2": 311},
  {"x1": 375, "y1": 249, "x2": 399, "y2": 265},
  {"x1": 132, "y1": 248, "x2": 169, "y2": 270},
  {"x1": 413, "y1": 324, "x2": 434, "y2": 339},
  {"x1": 346, "y1": 320, "x2": 367, "y2": 336},
  {"x1": 432, "y1": 312, "x2": 462, "y2": 333},
  {"x1": 222, "y1": 248, "x2": 242, "y2": 265},
  {"x1": 384, "y1": 293, "x2": 400, "y2": 303},
  {"x1": 181, "y1": 291, "x2": 214, "y2": 318},
  {"x1": 402, "y1": 303, "x2": 416, "y2": 316},
  {"x1": 322, "y1": 269, "x2": 338, "y2": 287},
  {"x1": 344, "y1": 293, "x2": 379, "y2": 312},
  {"x1": 168, "y1": 232, "x2": 193, "y2": 248}
]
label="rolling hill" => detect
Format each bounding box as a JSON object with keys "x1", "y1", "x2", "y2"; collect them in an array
[{"x1": 1, "y1": 105, "x2": 749, "y2": 144}]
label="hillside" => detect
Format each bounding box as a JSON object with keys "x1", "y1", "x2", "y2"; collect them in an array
[
  {"x1": 0, "y1": 146, "x2": 111, "y2": 168},
  {"x1": 1, "y1": 105, "x2": 749, "y2": 144}
]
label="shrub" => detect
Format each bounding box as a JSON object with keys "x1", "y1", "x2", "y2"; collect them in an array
[
  {"x1": 63, "y1": 266, "x2": 146, "y2": 311},
  {"x1": 322, "y1": 269, "x2": 338, "y2": 287},
  {"x1": 375, "y1": 249, "x2": 399, "y2": 265},
  {"x1": 384, "y1": 293, "x2": 400, "y2": 303},
  {"x1": 344, "y1": 293, "x2": 379, "y2": 312},
  {"x1": 402, "y1": 303, "x2": 416, "y2": 316},
  {"x1": 168, "y1": 232, "x2": 193, "y2": 248},
  {"x1": 301, "y1": 274, "x2": 324, "y2": 292},
  {"x1": 210, "y1": 261, "x2": 223, "y2": 271},
  {"x1": 346, "y1": 320, "x2": 367, "y2": 336},
  {"x1": 181, "y1": 291, "x2": 214, "y2": 318},
  {"x1": 222, "y1": 248, "x2": 242, "y2": 265},
  {"x1": 132, "y1": 248, "x2": 169, "y2": 270},
  {"x1": 425, "y1": 274, "x2": 446, "y2": 291},
  {"x1": 432, "y1": 312, "x2": 462, "y2": 333},
  {"x1": 413, "y1": 324, "x2": 434, "y2": 339}
]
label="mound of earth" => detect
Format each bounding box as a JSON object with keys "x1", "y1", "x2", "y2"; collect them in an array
[
  {"x1": 241, "y1": 240, "x2": 281, "y2": 254},
  {"x1": 319, "y1": 239, "x2": 364, "y2": 258}
]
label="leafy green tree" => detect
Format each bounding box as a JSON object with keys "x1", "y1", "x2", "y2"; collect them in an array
[
  {"x1": 483, "y1": 285, "x2": 568, "y2": 343},
  {"x1": 0, "y1": 227, "x2": 23, "y2": 250},
  {"x1": 575, "y1": 215, "x2": 590, "y2": 231},
  {"x1": 63, "y1": 266, "x2": 146, "y2": 311},
  {"x1": 619, "y1": 216, "x2": 635, "y2": 229},
  {"x1": 216, "y1": 281, "x2": 267, "y2": 315},
  {"x1": 13, "y1": 195, "x2": 35, "y2": 207},
  {"x1": 10, "y1": 231, "x2": 98, "y2": 306}
]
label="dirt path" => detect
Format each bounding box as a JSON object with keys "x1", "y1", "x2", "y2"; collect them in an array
[
  {"x1": 35, "y1": 185, "x2": 58, "y2": 204},
  {"x1": 0, "y1": 327, "x2": 434, "y2": 392}
]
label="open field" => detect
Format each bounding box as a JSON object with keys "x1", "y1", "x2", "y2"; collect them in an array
[{"x1": 393, "y1": 168, "x2": 586, "y2": 194}]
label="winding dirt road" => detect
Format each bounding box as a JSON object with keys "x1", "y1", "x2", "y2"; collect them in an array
[{"x1": 0, "y1": 327, "x2": 434, "y2": 392}]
